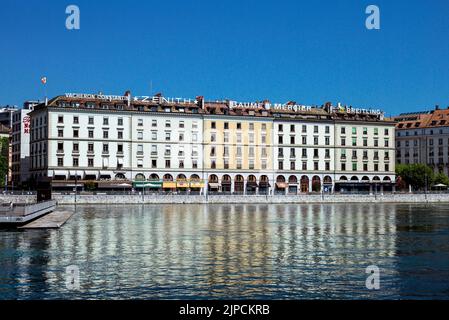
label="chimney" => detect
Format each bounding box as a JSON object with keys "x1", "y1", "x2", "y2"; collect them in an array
[{"x1": 435, "y1": 105, "x2": 440, "y2": 110}]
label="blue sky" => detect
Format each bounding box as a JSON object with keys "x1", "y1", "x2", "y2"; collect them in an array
[{"x1": 0, "y1": 0, "x2": 448, "y2": 116}]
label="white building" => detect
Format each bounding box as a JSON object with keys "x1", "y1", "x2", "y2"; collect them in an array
[
  {"x1": 29, "y1": 94, "x2": 204, "y2": 191},
  {"x1": 9, "y1": 101, "x2": 39, "y2": 185}
]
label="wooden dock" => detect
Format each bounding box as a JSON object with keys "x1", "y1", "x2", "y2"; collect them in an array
[{"x1": 18, "y1": 211, "x2": 74, "y2": 229}]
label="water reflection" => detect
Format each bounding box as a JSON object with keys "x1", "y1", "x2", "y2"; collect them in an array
[{"x1": 0, "y1": 204, "x2": 448, "y2": 299}]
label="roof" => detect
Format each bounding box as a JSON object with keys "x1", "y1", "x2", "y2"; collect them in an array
[
  {"x1": 393, "y1": 107, "x2": 449, "y2": 129},
  {"x1": 30, "y1": 93, "x2": 392, "y2": 124}
]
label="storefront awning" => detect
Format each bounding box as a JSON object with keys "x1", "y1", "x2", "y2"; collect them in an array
[
  {"x1": 177, "y1": 181, "x2": 189, "y2": 188},
  {"x1": 276, "y1": 182, "x2": 288, "y2": 188},
  {"x1": 133, "y1": 181, "x2": 162, "y2": 188},
  {"x1": 163, "y1": 181, "x2": 177, "y2": 189},
  {"x1": 208, "y1": 183, "x2": 220, "y2": 189},
  {"x1": 190, "y1": 181, "x2": 205, "y2": 188}
]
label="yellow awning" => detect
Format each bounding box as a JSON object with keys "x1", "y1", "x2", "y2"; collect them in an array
[
  {"x1": 163, "y1": 182, "x2": 177, "y2": 188},
  {"x1": 177, "y1": 181, "x2": 189, "y2": 188},
  {"x1": 190, "y1": 182, "x2": 205, "y2": 188}
]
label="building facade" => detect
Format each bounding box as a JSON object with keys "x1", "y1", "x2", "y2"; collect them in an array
[
  {"x1": 394, "y1": 106, "x2": 449, "y2": 176},
  {"x1": 29, "y1": 93, "x2": 396, "y2": 193},
  {"x1": 10, "y1": 102, "x2": 37, "y2": 185}
]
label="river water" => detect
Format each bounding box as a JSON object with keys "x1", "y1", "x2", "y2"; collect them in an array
[{"x1": 0, "y1": 203, "x2": 448, "y2": 300}]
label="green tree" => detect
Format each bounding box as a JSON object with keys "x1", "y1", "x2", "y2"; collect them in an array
[
  {"x1": 396, "y1": 163, "x2": 434, "y2": 190},
  {"x1": 432, "y1": 173, "x2": 449, "y2": 187}
]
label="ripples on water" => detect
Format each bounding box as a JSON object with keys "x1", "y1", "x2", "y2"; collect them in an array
[{"x1": 0, "y1": 203, "x2": 448, "y2": 300}]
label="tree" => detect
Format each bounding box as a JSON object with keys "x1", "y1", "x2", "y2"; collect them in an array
[
  {"x1": 396, "y1": 163, "x2": 434, "y2": 190},
  {"x1": 432, "y1": 173, "x2": 449, "y2": 187}
]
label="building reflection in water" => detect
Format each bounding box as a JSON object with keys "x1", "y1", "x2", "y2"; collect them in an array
[{"x1": 1, "y1": 203, "x2": 448, "y2": 299}]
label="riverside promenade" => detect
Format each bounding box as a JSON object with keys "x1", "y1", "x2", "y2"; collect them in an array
[{"x1": 2, "y1": 193, "x2": 449, "y2": 205}]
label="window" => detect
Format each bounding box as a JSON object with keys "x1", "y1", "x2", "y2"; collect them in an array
[
  {"x1": 58, "y1": 158, "x2": 63, "y2": 166},
  {"x1": 341, "y1": 163, "x2": 346, "y2": 171},
  {"x1": 290, "y1": 161, "x2": 295, "y2": 170},
  {"x1": 374, "y1": 163, "x2": 379, "y2": 171},
  {"x1": 103, "y1": 144, "x2": 109, "y2": 153},
  {"x1": 179, "y1": 121, "x2": 185, "y2": 128},
  {"x1": 325, "y1": 162, "x2": 330, "y2": 171},
  {"x1": 302, "y1": 136, "x2": 307, "y2": 145},
  {"x1": 302, "y1": 149, "x2": 307, "y2": 158},
  {"x1": 341, "y1": 138, "x2": 346, "y2": 146},
  {"x1": 117, "y1": 144, "x2": 123, "y2": 154},
  {"x1": 290, "y1": 125, "x2": 295, "y2": 132},
  {"x1": 314, "y1": 126, "x2": 318, "y2": 133},
  {"x1": 165, "y1": 120, "x2": 171, "y2": 128},
  {"x1": 237, "y1": 133, "x2": 242, "y2": 143},
  {"x1": 57, "y1": 142, "x2": 64, "y2": 152},
  {"x1": 88, "y1": 159, "x2": 94, "y2": 167},
  {"x1": 385, "y1": 164, "x2": 390, "y2": 172},
  {"x1": 58, "y1": 129, "x2": 64, "y2": 138},
  {"x1": 192, "y1": 160, "x2": 198, "y2": 169},
  {"x1": 374, "y1": 128, "x2": 379, "y2": 135},
  {"x1": 118, "y1": 118, "x2": 123, "y2": 126},
  {"x1": 352, "y1": 163, "x2": 357, "y2": 171},
  {"x1": 314, "y1": 136, "x2": 318, "y2": 145},
  {"x1": 384, "y1": 128, "x2": 389, "y2": 135},
  {"x1": 137, "y1": 145, "x2": 143, "y2": 155},
  {"x1": 211, "y1": 122, "x2": 216, "y2": 129},
  {"x1": 352, "y1": 138, "x2": 357, "y2": 146},
  {"x1": 249, "y1": 123, "x2": 254, "y2": 131},
  {"x1": 165, "y1": 132, "x2": 171, "y2": 141},
  {"x1": 314, "y1": 162, "x2": 319, "y2": 171},
  {"x1": 363, "y1": 127, "x2": 368, "y2": 135},
  {"x1": 88, "y1": 143, "x2": 94, "y2": 153},
  {"x1": 278, "y1": 161, "x2": 284, "y2": 170},
  {"x1": 341, "y1": 127, "x2": 346, "y2": 134},
  {"x1": 151, "y1": 131, "x2": 157, "y2": 140},
  {"x1": 103, "y1": 117, "x2": 109, "y2": 125},
  {"x1": 211, "y1": 160, "x2": 216, "y2": 169},
  {"x1": 374, "y1": 139, "x2": 379, "y2": 147},
  {"x1": 237, "y1": 123, "x2": 242, "y2": 130},
  {"x1": 384, "y1": 139, "x2": 389, "y2": 147},
  {"x1": 363, "y1": 138, "x2": 368, "y2": 147},
  {"x1": 88, "y1": 117, "x2": 94, "y2": 125},
  {"x1": 192, "y1": 133, "x2": 198, "y2": 142},
  {"x1": 325, "y1": 137, "x2": 330, "y2": 145},
  {"x1": 179, "y1": 133, "x2": 184, "y2": 141},
  {"x1": 352, "y1": 127, "x2": 357, "y2": 135},
  {"x1": 73, "y1": 116, "x2": 79, "y2": 124},
  {"x1": 302, "y1": 162, "x2": 307, "y2": 170},
  {"x1": 137, "y1": 159, "x2": 143, "y2": 168},
  {"x1": 249, "y1": 160, "x2": 254, "y2": 170},
  {"x1": 211, "y1": 133, "x2": 216, "y2": 142},
  {"x1": 58, "y1": 116, "x2": 64, "y2": 123},
  {"x1": 117, "y1": 130, "x2": 123, "y2": 139},
  {"x1": 73, "y1": 143, "x2": 79, "y2": 152},
  {"x1": 249, "y1": 133, "x2": 255, "y2": 144},
  {"x1": 88, "y1": 130, "x2": 93, "y2": 138},
  {"x1": 302, "y1": 125, "x2": 307, "y2": 133},
  {"x1": 341, "y1": 149, "x2": 346, "y2": 159},
  {"x1": 73, "y1": 158, "x2": 79, "y2": 167},
  {"x1": 224, "y1": 122, "x2": 229, "y2": 130},
  {"x1": 165, "y1": 145, "x2": 171, "y2": 156},
  {"x1": 103, "y1": 130, "x2": 108, "y2": 139},
  {"x1": 152, "y1": 160, "x2": 157, "y2": 168},
  {"x1": 138, "y1": 119, "x2": 143, "y2": 126},
  {"x1": 325, "y1": 149, "x2": 330, "y2": 158},
  {"x1": 73, "y1": 129, "x2": 79, "y2": 138},
  {"x1": 179, "y1": 160, "x2": 184, "y2": 169},
  {"x1": 363, "y1": 163, "x2": 368, "y2": 171},
  {"x1": 152, "y1": 120, "x2": 157, "y2": 127},
  {"x1": 279, "y1": 136, "x2": 283, "y2": 144},
  {"x1": 325, "y1": 126, "x2": 330, "y2": 134},
  {"x1": 290, "y1": 136, "x2": 295, "y2": 144}
]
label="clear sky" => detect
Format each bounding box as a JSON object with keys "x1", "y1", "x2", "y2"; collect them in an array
[{"x1": 0, "y1": 0, "x2": 448, "y2": 116}]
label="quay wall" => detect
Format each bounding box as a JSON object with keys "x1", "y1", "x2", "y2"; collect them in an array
[{"x1": 3, "y1": 193, "x2": 449, "y2": 205}]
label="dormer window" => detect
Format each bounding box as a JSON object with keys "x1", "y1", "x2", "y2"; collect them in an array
[
  {"x1": 164, "y1": 107, "x2": 171, "y2": 113},
  {"x1": 86, "y1": 102, "x2": 95, "y2": 108}
]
